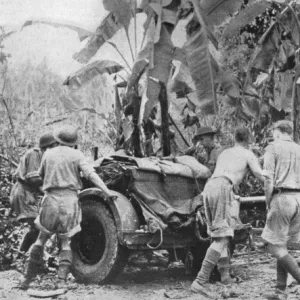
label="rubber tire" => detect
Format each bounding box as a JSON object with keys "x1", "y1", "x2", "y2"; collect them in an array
[{"x1": 71, "y1": 200, "x2": 128, "y2": 284}]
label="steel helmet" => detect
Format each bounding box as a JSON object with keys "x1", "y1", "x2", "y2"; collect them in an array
[
  {"x1": 39, "y1": 132, "x2": 56, "y2": 149},
  {"x1": 53, "y1": 125, "x2": 78, "y2": 146}
]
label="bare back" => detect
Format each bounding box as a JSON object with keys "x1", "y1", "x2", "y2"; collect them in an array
[{"x1": 212, "y1": 145, "x2": 263, "y2": 185}]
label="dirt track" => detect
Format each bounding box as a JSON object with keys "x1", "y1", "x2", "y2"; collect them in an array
[{"x1": 1, "y1": 252, "x2": 300, "y2": 300}]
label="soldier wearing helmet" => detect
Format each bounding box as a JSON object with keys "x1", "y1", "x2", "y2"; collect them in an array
[
  {"x1": 185, "y1": 127, "x2": 224, "y2": 173},
  {"x1": 19, "y1": 125, "x2": 116, "y2": 290},
  {"x1": 10, "y1": 132, "x2": 58, "y2": 255}
]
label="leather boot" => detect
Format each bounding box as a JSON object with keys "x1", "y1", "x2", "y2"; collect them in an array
[
  {"x1": 19, "y1": 245, "x2": 43, "y2": 290},
  {"x1": 191, "y1": 248, "x2": 220, "y2": 299},
  {"x1": 263, "y1": 288, "x2": 287, "y2": 300}
]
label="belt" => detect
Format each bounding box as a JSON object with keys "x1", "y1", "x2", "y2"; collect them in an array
[
  {"x1": 212, "y1": 176, "x2": 233, "y2": 185},
  {"x1": 273, "y1": 188, "x2": 300, "y2": 194}
]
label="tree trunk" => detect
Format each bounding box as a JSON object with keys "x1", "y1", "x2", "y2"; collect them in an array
[
  {"x1": 294, "y1": 84, "x2": 300, "y2": 143},
  {"x1": 114, "y1": 86, "x2": 123, "y2": 150},
  {"x1": 159, "y1": 82, "x2": 170, "y2": 156},
  {"x1": 132, "y1": 92, "x2": 143, "y2": 157},
  {"x1": 292, "y1": 65, "x2": 300, "y2": 143}
]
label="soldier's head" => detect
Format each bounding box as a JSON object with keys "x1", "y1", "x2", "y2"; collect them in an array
[
  {"x1": 272, "y1": 120, "x2": 293, "y2": 141},
  {"x1": 194, "y1": 127, "x2": 216, "y2": 149},
  {"x1": 234, "y1": 127, "x2": 251, "y2": 147},
  {"x1": 53, "y1": 125, "x2": 78, "y2": 147},
  {"x1": 39, "y1": 132, "x2": 58, "y2": 153}
]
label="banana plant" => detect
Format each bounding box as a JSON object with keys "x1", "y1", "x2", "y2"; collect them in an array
[{"x1": 21, "y1": 0, "x2": 300, "y2": 156}]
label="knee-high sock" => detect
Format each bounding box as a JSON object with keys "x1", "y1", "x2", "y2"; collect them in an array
[
  {"x1": 276, "y1": 260, "x2": 287, "y2": 290},
  {"x1": 195, "y1": 247, "x2": 221, "y2": 284},
  {"x1": 278, "y1": 254, "x2": 300, "y2": 283},
  {"x1": 19, "y1": 229, "x2": 39, "y2": 254},
  {"x1": 217, "y1": 247, "x2": 231, "y2": 284}
]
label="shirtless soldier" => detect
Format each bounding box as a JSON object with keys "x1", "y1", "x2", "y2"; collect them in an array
[
  {"x1": 262, "y1": 121, "x2": 300, "y2": 300},
  {"x1": 19, "y1": 125, "x2": 116, "y2": 289},
  {"x1": 191, "y1": 127, "x2": 264, "y2": 299}
]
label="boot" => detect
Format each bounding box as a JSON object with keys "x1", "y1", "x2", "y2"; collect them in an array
[
  {"x1": 191, "y1": 248, "x2": 220, "y2": 299},
  {"x1": 278, "y1": 254, "x2": 300, "y2": 283},
  {"x1": 217, "y1": 257, "x2": 234, "y2": 285},
  {"x1": 263, "y1": 288, "x2": 287, "y2": 300},
  {"x1": 19, "y1": 245, "x2": 44, "y2": 290},
  {"x1": 56, "y1": 250, "x2": 73, "y2": 289}
]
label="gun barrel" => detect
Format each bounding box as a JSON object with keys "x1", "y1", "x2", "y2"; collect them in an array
[{"x1": 239, "y1": 196, "x2": 266, "y2": 204}]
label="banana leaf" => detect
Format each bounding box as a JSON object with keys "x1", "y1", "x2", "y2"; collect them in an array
[
  {"x1": 63, "y1": 60, "x2": 124, "y2": 88},
  {"x1": 170, "y1": 62, "x2": 194, "y2": 97},
  {"x1": 279, "y1": 70, "x2": 293, "y2": 113},
  {"x1": 73, "y1": 13, "x2": 124, "y2": 64},
  {"x1": 127, "y1": 59, "x2": 149, "y2": 91},
  {"x1": 217, "y1": 70, "x2": 240, "y2": 98},
  {"x1": 143, "y1": 24, "x2": 175, "y2": 120},
  {"x1": 184, "y1": 26, "x2": 219, "y2": 114},
  {"x1": 201, "y1": 0, "x2": 244, "y2": 27},
  {"x1": 249, "y1": 23, "x2": 281, "y2": 73},
  {"x1": 22, "y1": 20, "x2": 92, "y2": 42},
  {"x1": 103, "y1": 0, "x2": 132, "y2": 30},
  {"x1": 223, "y1": 0, "x2": 270, "y2": 38}
]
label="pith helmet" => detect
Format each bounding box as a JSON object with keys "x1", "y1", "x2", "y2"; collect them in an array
[
  {"x1": 194, "y1": 127, "x2": 216, "y2": 138},
  {"x1": 39, "y1": 132, "x2": 56, "y2": 149},
  {"x1": 54, "y1": 125, "x2": 78, "y2": 146}
]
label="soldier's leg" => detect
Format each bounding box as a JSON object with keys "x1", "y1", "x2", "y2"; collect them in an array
[
  {"x1": 191, "y1": 237, "x2": 229, "y2": 298},
  {"x1": 19, "y1": 220, "x2": 39, "y2": 254},
  {"x1": 269, "y1": 244, "x2": 300, "y2": 283},
  {"x1": 19, "y1": 232, "x2": 50, "y2": 289},
  {"x1": 217, "y1": 245, "x2": 233, "y2": 285},
  {"x1": 57, "y1": 237, "x2": 73, "y2": 284}
]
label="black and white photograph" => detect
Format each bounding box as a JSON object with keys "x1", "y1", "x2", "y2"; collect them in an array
[{"x1": 0, "y1": 0, "x2": 300, "y2": 299}]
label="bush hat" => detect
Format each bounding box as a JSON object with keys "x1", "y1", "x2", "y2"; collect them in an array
[{"x1": 194, "y1": 127, "x2": 216, "y2": 138}]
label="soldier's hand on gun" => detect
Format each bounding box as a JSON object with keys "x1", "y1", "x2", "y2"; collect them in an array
[{"x1": 104, "y1": 191, "x2": 118, "y2": 201}]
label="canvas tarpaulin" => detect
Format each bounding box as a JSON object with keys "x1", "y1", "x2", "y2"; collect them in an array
[{"x1": 129, "y1": 169, "x2": 206, "y2": 224}]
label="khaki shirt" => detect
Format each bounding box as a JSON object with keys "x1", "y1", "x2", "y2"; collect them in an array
[
  {"x1": 16, "y1": 148, "x2": 42, "y2": 182},
  {"x1": 263, "y1": 137, "x2": 300, "y2": 189},
  {"x1": 39, "y1": 146, "x2": 95, "y2": 192}
]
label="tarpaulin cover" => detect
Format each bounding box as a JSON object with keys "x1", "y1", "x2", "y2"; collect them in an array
[
  {"x1": 129, "y1": 169, "x2": 206, "y2": 223},
  {"x1": 110, "y1": 155, "x2": 211, "y2": 179}
]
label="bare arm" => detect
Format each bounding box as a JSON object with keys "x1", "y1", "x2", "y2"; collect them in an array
[
  {"x1": 247, "y1": 151, "x2": 264, "y2": 183},
  {"x1": 79, "y1": 156, "x2": 115, "y2": 199},
  {"x1": 263, "y1": 145, "x2": 276, "y2": 209}
]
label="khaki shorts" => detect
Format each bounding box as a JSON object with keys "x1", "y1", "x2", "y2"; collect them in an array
[
  {"x1": 35, "y1": 190, "x2": 81, "y2": 239},
  {"x1": 262, "y1": 192, "x2": 300, "y2": 245},
  {"x1": 203, "y1": 177, "x2": 241, "y2": 238},
  {"x1": 10, "y1": 181, "x2": 39, "y2": 221}
]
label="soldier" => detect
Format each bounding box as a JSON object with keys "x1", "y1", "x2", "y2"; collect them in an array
[
  {"x1": 19, "y1": 125, "x2": 116, "y2": 290},
  {"x1": 10, "y1": 133, "x2": 57, "y2": 255},
  {"x1": 185, "y1": 127, "x2": 224, "y2": 173},
  {"x1": 191, "y1": 127, "x2": 264, "y2": 299},
  {"x1": 262, "y1": 121, "x2": 300, "y2": 300}
]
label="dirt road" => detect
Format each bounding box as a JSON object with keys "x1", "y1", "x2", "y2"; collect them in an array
[{"x1": 1, "y1": 253, "x2": 300, "y2": 300}]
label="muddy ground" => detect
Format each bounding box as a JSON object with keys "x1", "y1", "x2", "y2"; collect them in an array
[{"x1": 1, "y1": 252, "x2": 300, "y2": 300}]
